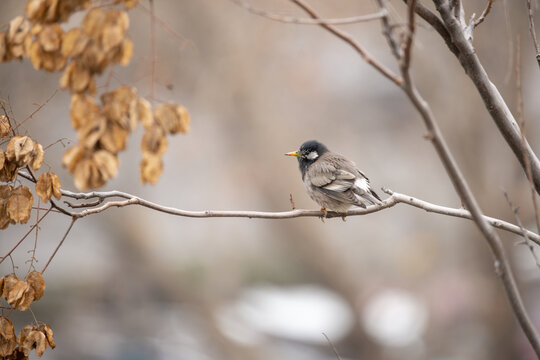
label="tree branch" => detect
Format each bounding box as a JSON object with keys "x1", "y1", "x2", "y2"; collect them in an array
[
  {"x1": 527, "y1": 0, "x2": 540, "y2": 67},
  {"x1": 230, "y1": 0, "x2": 387, "y2": 25},
  {"x1": 433, "y1": 0, "x2": 540, "y2": 195},
  {"x1": 290, "y1": 0, "x2": 403, "y2": 86}
]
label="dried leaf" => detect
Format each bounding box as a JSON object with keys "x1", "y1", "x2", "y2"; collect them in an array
[
  {"x1": 62, "y1": 145, "x2": 85, "y2": 173},
  {"x1": 30, "y1": 142, "x2": 44, "y2": 170},
  {"x1": 0, "y1": 32, "x2": 6, "y2": 61},
  {"x1": 6, "y1": 186, "x2": 34, "y2": 224},
  {"x1": 154, "y1": 103, "x2": 190, "y2": 134},
  {"x1": 36, "y1": 172, "x2": 61, "y2": 203},
  {"x1": 19, "y1": 325, "x2": 46, "y2": 357},
  {"x1": 36, "y1": 324, "x2": 55, "y2": 349},
  {"x1": 115, "y1": 0, "x2": 139, "y2": 10},
  {"x1": 137, "y1": 98, "x2": 153, "y2": 129},
  {"x1": 6, "y1": 136, "x2": 35, "y2": 167},
  {"x1": 60, "y1": 61, "x2": 92, "y2": 93},
  {"x1": 102, "y1": 10, "x2": 129, "y2": 52},
  {"x1": 5, "y1": 279, "x2": 34, "y2": 311},
  {"x1": 119, "y1": 37, "x2": 133, "y2": 66},
  {"x1": 141, "y1": 126, "x2": 167, "y2": 156},
  {"x1": 0, "y1": 316, "x2": 17, "y2": 357},
  {"x1": 0, "y1": 150, "x2": 4, "y2": 170},
  {"x1": 0, "y1": 274, "x2": 18, "y2": 299},
  {"x1": 101, "y1": 86, "x2": 138, "y2": 129},
  {"x1": 26, "y1": 271, "x2": 45, "y2": 301},
  {"x1": 70, "y1": 94, "x2": 100, "y2": 130},
  {"x1": 99, "y1": 122, "x2": 129, "y2": 154},
  {"x1": 0, "y1": 161, "x2": 17, "y2": 182},
  {"x1": 77, "y1": 113, "x2": 106, "y2": 149},
  {"x1": 94, "y1": 150, "x2": 118, "y2": 180},
  {"x1": 0, "y1": 115, "x2": 9, "y2": 139},
  {"x1": 38, "y1": 24, "x2": 62, "y2": 52},
  {"x1": 8, "y1": 17, "x2": 30, "y2": 45},
  {"x1": 61, "y1": 28, "x2": 89, "y2": 57},
  {"x1": 140, "y1": 152, "x2": 163, "y2": 184},
  {"x1": 0, "y1": 185, "x2": 14, "y2": 229}
]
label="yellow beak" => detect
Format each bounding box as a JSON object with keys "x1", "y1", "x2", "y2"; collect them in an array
[{"x1": 285, "y1": 151, "x2": 299, "y2": 157}]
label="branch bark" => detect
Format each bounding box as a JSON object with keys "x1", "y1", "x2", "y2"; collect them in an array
[{"x1": 432, "y1": 0, "x2": 540, "y2": 195}]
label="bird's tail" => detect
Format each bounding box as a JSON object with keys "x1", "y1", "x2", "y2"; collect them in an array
[{"x1": 358, "y1": 189, "x2": 383, "y2": 207}]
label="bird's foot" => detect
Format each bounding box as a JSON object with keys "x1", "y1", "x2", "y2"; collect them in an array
[
  {"x1": 320, "y1": 207, "x2": 328, "y2": 222},
  {"x1": 341, "y1": 211, "x2": 348, "y2": 221}
]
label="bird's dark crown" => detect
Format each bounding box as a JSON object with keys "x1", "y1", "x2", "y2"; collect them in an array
[{"x1": 297, "y1": 140, "x2": 329, "y2": 179}]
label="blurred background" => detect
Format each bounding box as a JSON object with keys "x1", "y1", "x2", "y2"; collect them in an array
[{"x1": 1, "y1": 0, "x2": 540, "y2": 359}]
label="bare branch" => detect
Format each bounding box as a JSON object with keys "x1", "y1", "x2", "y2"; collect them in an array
[
  {"x1": 41, "y1": 218, "x2": 77, "y2": 273},
  {"x1": 433, "y1": 0, "x2": 540, "y2": 195},
  {"x1": 374, "y1": 0, "x2": 402, "y2": 59},
  {"x1": 503, "y1": 191, "x2": 540, "y2": 269},
  {"x1": 230, "y1": 0, "x2": 387, "y2": 25},
  {"x1": 515, "y1": 36, "x2": 540, "y2": 236},
  {"x1": 32, "y1": 186, "x2": 532, "y2": 244},
  {"x1": 400, "y1": 0, "x2": 417, "y2": 74},
  {"x1": 289, "y1": 0, "x2": 402, "y2": 86},
  {"x1": 527, "y1": 0, "x2": 540, "y2": 67},
  {"x1": 474, "y1": 0, "x2": 495, "y2": 28}
]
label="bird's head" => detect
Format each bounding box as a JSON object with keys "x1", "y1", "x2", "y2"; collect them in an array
[{"x1": 285, "y1": 140, "x2": 329, "y2": 177}]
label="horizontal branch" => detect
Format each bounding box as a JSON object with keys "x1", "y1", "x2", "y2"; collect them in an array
[{"x1": 58, "y1": 187, "x2": 540, "y2": 244}]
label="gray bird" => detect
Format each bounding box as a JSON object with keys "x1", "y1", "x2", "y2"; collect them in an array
[{"x1": 285, "y1": 140, "x2": 382, "y2": 214}]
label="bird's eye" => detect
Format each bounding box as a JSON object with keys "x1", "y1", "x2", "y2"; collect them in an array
[{"x1": 306, "y1": 151, "x2": 318, "y2": 160}]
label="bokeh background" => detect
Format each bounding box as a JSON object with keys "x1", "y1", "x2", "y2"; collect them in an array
[{"x1": 2, "y1": 0, "x2": 540, "y2": 359}]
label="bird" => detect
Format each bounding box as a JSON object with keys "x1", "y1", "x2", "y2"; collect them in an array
[{"x1": 285, "y1": 140, "x2": 382, "y2": 215}]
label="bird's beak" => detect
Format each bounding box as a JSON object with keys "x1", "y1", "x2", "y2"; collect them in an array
[{"x1": 285, "y1": 151, "x2": 299, "y2": 157}]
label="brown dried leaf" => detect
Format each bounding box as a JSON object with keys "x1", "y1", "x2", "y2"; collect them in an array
[
  {"x1": 30, "y1": 142, "x2": 44, "y2": 170},
  {"x1": 82, "y1": 8, "x2": 106, "y2": 38},
  {"x1": 94, "y1": 150, "x2": 118, "y2": 180},
  {"x1": 38, "y1": 24, "x2": 62, "y2": 52},
  {"x1": 7, "y1": 186, "x2": 34, "y2": 224},
  {"x1": 101, "y1": 86, "x2": 137, "y2": 129},
  {"x1": 36, "y1": 172, "x2": 61, "y2": 203},
  {"x1": 0, "y1": 316, "x2": 17, "y2": 357},
  {"x1": 0, "y1": 274, "x2": 18, "y2": 299},
  {"x1": 102, "y1": 10, "x2": 129, "y2": 52},
  {"x1": 60, "y1": 61, "x2": 92, "y2": 93},
  {"x1": 62, "y1": 144, "x2": 85, "y2": 173},
  {"x1": 137, "y1": 98, "x2": 153, "y2": 129},
  {"x1": 19, "y1": 326, "x2": 46, "y2": 357},
  {"x1": 0, "y1": 115, "x2": 11, "y2": 139},
  {"x1": 0, "y1": 161, "x2": 17, "y2": 183},
  {"x1": 8, "y1": 17, "x2": 30, "y2": 45},
  {"x1": 61, "y1": 28, "x2": 89, "y2": 57},
  {"x1": 5, "y1": 279, "x2": 34, "y2": 311},
  {"x1": 6, "y1": 136, "x2": 35, "y2": 167},
  {"x1": 154, "y1": 103, "x2": 190, "y2": 134},
  {"x1": 140, "y1": 152, "x2": 163, "y2": 184},
  {"x1": 77, "y1": 113, "x2": 106, "y2": 149},
  {"x1": 119, "y1": 37, "x2": 133, "y2": 66},
  {"x1": 0, "y1": 32, "x2": 6, "y2": 61},
  {"x1": 0, "y1": 150, "x2": 4, "y2": 170},
  {"x1": 0, "y1": 185, "x2": 14, "y2": 229},
  {"x1": 36, "y1": 324, "x2": 55, "y2": 349},
  {"x1": 25, "y1": 0, "x2": 47, "y2": 22},
  {"x1": 26, "y1": 271, "x2": 45, "y2": 301},
  {"x1": 141, "y1": 126, "x2": 167, "y2": 156},
  {"x1": 99, "y1": 122, "x2": 129, "y2": 154},
  {"x1": 70, "y1": 94, "x2": 100, "y2": 130}
]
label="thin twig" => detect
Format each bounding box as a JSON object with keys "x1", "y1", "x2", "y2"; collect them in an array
[
  {"x1": 503, "y1": 191, "x2": 540, "y2": 269},
  {"x1": 474, "y1": 0, "x2": 495, "y2": 28},
  {"x1": 0, "y1": 207, "x2": 53, "y2": 266},
  {"x1": 375, "y1": 0, "x2": 402, "y2": 59},
  {"x1": 400, "y1": 0, "x2": 417, "y2": 74},
  {"x1": 322, "y1": 333, "x2": 342, "y2": 360},
  {"x1": 515, "y1": 36, "x2": 540, "y2": 237},
  {"x1": 231, "y1": 0, "x2": 386, "y2": 25},
  {"x1": 41, "y1": 218, "x2": 77, "y2": 274},
  {"x1": 12, "y1": 89, "x2": 58, "y2": 133},
  {"x1": 289, "y1": 0, "x2": 402, "y2": 86},
  {"x1": 527, "y1": 0, "x2": 540, "y2": 67}
]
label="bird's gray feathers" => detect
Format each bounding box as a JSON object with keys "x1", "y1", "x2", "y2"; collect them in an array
[{"x1": 303, "y1": 152, "x2": 381, "y2": 210}]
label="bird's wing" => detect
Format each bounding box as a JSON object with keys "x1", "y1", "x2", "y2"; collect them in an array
[{"x1": 306, "y1": 162, "x2": 360, "y2": 204}]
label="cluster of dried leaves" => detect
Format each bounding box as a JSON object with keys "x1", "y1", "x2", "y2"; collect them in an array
[
  {"x1": 0, "y1": 123, "x2": 61, "y2": 228},
  {"x1": 0, "y1": 317, "x2": 55, "y2": 359},
  {"x1": 0, "y1": 272, "x2": 45, "y2": 311},
  {"x1": 1, "y1": 0, "x2": 190, "y2": 190}
]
